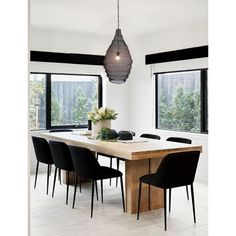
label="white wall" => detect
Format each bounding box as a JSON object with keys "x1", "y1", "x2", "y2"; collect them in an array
[
  {"x1": 126, "y1": 21, "x2": 208, "y2": 182},
  {"x1": 29, "y1": 22, "x2": 208, "y2": 183},
  {"x1": 29, "y1": 28, "x2": 130, "y2": 173}
]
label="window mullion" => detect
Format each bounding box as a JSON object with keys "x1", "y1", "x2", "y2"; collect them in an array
[{"x1": 46, "y1": 74, "x2": 51, "y2": 129}]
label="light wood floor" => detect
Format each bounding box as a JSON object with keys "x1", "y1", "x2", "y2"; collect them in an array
[{"x1": 30, "y1": 158, "x2": 208, "y2": 236}]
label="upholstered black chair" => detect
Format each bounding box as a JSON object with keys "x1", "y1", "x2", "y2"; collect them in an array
[
  {"x1": 32, "y1": 136, "x2": 54, "y2": 194},
  {"x1": 140, "y1": 133, "x2": 161, "y2": 140},
  {"x1": 69, "y1": 146, "x2": 125, "y2": 218},
  {"x1": 166, "y1": 137, "x2": 192, "y2": 209},
  {"x1": 139, "y1": 133, "x2": 161, "y2": 210},
  {"x1": 48, "y1": 129, "x2": 73, "y2": 183},
  {"x1": 49, "y1": 129, "x2": 73, "y2": 132},
  {"x1": 49, "y1": 141, "x2": 75, "y2": 205},
  {"x1": 166, "y1": 137, "x2": 191, "y2": 144},
  {"x1": 97, "y1": 130, "x2": 135, "y2": 186},
  {"x1": 137, "y1": 151, "x2": 200, "y2": 231}
]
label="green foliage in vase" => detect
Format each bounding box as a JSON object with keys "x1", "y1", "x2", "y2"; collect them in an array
[{"x1": 88, "y1": 107, "x2": 118, "y2": 124}]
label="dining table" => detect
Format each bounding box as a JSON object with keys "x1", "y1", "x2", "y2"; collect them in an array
[{"x1": 41, "y1": 131, "x2": 202, "y2": 214}]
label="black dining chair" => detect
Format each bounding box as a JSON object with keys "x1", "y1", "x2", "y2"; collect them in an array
[
  {"x1": 140, "y1": 133, "x2": 161, "y2": 140},
  {"x1": 49, "y1": 141, "x2": 76, "y2": 205},
  {"x1": 49, "y1": 129, "x2": 73, "y2": 132},
  {"x1": 32, "y1": 136, "x2": 54, "y2": 194},
  {"x1": 48, "y1": 129, "x2": 73, "y2": 183},
  {"x1": 137, "y1": 151, "x2": 200, "y2": 231},
  {"x1": 140, "y1": 133, "x2": 161, "y2": 210},
  {"x1": 97, "y1": 130, "x2": 135, "y2": 187},
  {"x1": 69, "y1": 146, "x2": 125, "y2": 218},
  {"x1": 166, "y1": 137, "x2": 192, "y2": 209}
]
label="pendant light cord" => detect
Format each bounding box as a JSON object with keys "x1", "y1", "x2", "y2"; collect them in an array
[
  {"x1": 117, "y1": 0, "x2": 120, "y2": 29},
  {"x1": 117, "y1": 0, "x2": 120, "y2": 55}
]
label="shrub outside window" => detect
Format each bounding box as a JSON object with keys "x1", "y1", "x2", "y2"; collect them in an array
[
  {"x1": 155, "y1": 69, "x2": 208, "y2": 133},
  {"x1": 29, "y1": 73, "x2": 102, "y2": 130}
]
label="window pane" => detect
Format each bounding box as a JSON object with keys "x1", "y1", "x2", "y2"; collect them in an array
[
  {"x1": 29, "y1": 74, "x2": 46, "y2": 130},
  {"x1": 51, "y1": 74, "x2": 99, "y2": 126},
  {"x1": 157, "y1": 71, "x2": 201, "y2": 133}
]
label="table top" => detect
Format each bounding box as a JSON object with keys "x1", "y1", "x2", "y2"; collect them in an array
[{"x1": 41, "y1": 131, "x2": 202, "y2": 161}]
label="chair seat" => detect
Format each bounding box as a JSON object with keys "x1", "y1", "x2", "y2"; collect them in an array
[
  {"x1": 95, "y1": 166, "x2": 122, "y2": 180},
  {"x1": 140, "y1": 174, "x2": 156, "y2": 185}
]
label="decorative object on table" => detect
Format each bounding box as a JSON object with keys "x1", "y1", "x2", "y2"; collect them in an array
[
  {"x1": 117, "y1": 131, "x2": 133, "y2": 140},
  {"x1": 87, "y1": 107, "x2": 118, "y2": 137},
  {"x1": 88, "y1": 120, "x2": 92, "y2": 130},
  {"x1": 103, "y1": 0, "x2": 132, "y2": 84},
  {"x1": 97, "y1": 127, "x2": 118, "y2": 141}
]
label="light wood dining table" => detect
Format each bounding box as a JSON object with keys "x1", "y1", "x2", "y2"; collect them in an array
[{"x1": 41, "y1": 131, "x2": 202, "y2": 214}]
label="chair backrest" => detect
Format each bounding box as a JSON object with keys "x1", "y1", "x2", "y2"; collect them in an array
[
  {"x1": 119, "y1": 130, "x2": 135, "y2": 136},
  {"x1": 49, "y1": 141, "x2": 74, "y2": 171},
  {"x1": 49, "y1": 129, "x2": 73, "y2": 132},
  {"x1": 32, "y1": 136, "x2": 54, "y2": 165},
  {"x1": 68, "y1": 146, "x2": 100, "y2": 179},
  {"x1": 166, "y1": 137, "x2": 192, "y2": 144},
  {"x1": 140, "y1": 133, "x2": 161, "y2": 140},
  {"x1": 152, "y1": 151, "x2": 200, "y2": 189}
]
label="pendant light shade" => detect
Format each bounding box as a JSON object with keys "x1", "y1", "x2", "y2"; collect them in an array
[
  {"x1": 103, "y1": 0, "x2": 133, "y2": 84},
  {"x1": 104, "y1": 29, "x2": 132, "y2": 84}
]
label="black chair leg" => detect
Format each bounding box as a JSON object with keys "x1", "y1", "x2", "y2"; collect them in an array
[
  {"x1": 137, "y1": 180, "x2": 142, "y2": 220},
  {"x1": 190, "y1": 184, "x2": 196, "y2": 223},
  {"x1": 95, "y1": 181, "x2": 99, "y2": 201},
  {"x1": 91, "y1": 180, "x2": 95, "y2": 218},
  {"x1": 148, "y1": 184, "x2": 151, "y2": 210},
  {"x1": 101, "y1": 179, "x2": 103, "y2": 203},
  {"x1": 52, "y1": 167, "x2": 57, "y2": 197},
  {"x1": 109, "y1": 158, "x2": 112, "y2": 185},
  {"x1": 186, "y1": 185, "x2": 189, "y2": 200},
  {"x1": 72, "y1": 175, "x2": 78, "y2": 209},
  {"x1": 120, "y1": 176, "x2": 125, "y2": 212},
  {"x1": 66, "y1": 171, "x2": 69, "y2": 205},
  {"x1": 34, "y1": 161, "x2": 39, "y2": 189},
  {"x1": 116, "y1": 158, "x2": 120, "y2": 187},
  {"x1": 58, "y1": 169, "x2": 61, "y2": 185},
  {"x1": 79, "y1": 176, "x2": 82, "y2": 193},
  {"x1": 148, "y1": 159, "x2": 151, "y2": 210},
  {"x1": 49, "y1": 165, "x2": 52, "y2": 176},
  {"x1": 164, "y1": 189, "x2": 167, "y2": 231},
  {"x1": 46, "y1": 164, "x2": 50, "y2": 195},
  {"x1": 169, "y1": 188, "x2": 171, "y2": 212}
]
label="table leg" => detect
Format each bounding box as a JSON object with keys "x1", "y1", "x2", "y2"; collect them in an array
[{"x1": 125, "y1": 158, "x2": 164, "y2": 214}]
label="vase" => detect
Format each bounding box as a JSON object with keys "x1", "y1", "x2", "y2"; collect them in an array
[{"x1": 92, "y1": 120, "x2": 111, "y2": 138}]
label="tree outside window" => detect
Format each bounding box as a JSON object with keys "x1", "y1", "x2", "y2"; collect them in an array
[{"x1": 156, "y1": 70, "x2": 204, "y2": 133}]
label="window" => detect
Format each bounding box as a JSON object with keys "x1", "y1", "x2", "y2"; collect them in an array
[
  {"x1": 29, "y1": 73, "x2": 102, "y2": 130},
  {"x1": 155, "y1": 69, "x2": 208, "y2": 133},
  {"x1": 29, "y1": 74, "x2": 46, "y2": 130}
]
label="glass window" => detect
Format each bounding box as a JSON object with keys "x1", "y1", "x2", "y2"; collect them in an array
[
  {"x1": 29, "y1": 73, "x2": 102, "y2": 130},
  {"x1": 51, "y1": 74, "x2": 99, "y2": 127},
  {"x1": 29, "y1": 74, "x2": 46, "y2": 130},
  {"x1": 156, "y1": 70, "x2": 204, "y2": 133}
]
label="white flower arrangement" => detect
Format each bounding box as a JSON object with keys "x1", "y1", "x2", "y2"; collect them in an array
[{"x1": 88, "y1": 107, "x2": 118, "y2": 124}]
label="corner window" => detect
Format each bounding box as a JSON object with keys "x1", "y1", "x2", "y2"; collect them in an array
[
  {"x1": 29, "y1": 74, "x2": 46, "y2": 130},
  {"x1": 29, "y1": 73, "x2": 102, "y2": 130},
  {"x1": 155, "y1": 69, "x2": 208, "y2": 133}
]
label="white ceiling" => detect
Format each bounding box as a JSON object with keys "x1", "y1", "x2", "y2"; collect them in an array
[{"x1": 30, "y1": 0, "x2": 208, "y2": 37}]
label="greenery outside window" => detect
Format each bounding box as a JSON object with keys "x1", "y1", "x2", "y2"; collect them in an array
[
  {"x1": 29, "y1": 73, "x2": 102, "y2": 130},
  {"x1": 155, "y1": 69, "x2": 208, "y2": 133}
]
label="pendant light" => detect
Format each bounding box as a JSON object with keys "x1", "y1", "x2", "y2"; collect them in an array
[{"x1": 103, "y1": 0, "x2": 133, "y2": 84}]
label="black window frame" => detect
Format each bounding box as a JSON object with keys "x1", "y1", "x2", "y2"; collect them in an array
[
  {"x1": 155, "y1": 68, "x2": 208, "y2": 134},
  {"x1": 30, "y1": 72, "x2": 103, "y2": 131}
]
